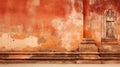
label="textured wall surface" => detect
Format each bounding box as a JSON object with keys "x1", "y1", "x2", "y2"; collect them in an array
[
  {"x1": 0, "y1": 0, "x2": 83, "y2": 51},
  {"x1": 0, "y1": 0, "x2": 120, "y2": 52},
  {"x1": 90, "y1": 0, "x2": 120, "y2": 45}
]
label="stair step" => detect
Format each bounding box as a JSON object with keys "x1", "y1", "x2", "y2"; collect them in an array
[
  {"x1": 0, "y1": 56, "x2": 120, "y2": 60},
  {"x1": 81, "y1": 41, "x2": 95, "y2": 44},
  {"x1": 102, "y1": 42, "x2": 118, "y2": 45},
  {"x1": 102, "y1": 38, "x2": 117, "y2": 42},
  {"x1": 0, "y1": 52, "x2": 120, "y2": 63},
  {"x1": 102, "y1": 38, "x2": 119, "y2": 45},
  {"x1": 103, "y1": 40, "x2": 117, "y2": 42},
  {"x1": 0, "y1": 56, "x2": 78, "y2": 60}
]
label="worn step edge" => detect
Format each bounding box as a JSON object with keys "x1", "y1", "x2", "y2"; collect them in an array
[
  {"x1": 0, "y1": 52, "x2": 120, "y2": 55},
  {"x1": 0, "y1": 57, "x2": 120, "y2": 60}
]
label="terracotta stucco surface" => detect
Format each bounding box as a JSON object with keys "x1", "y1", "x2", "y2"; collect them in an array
[
  {"x1": 0, "y1": 0, "x2": 120, "y2": 52},
  {"x1": 90, "y1": 0, "x2": 120, "y2": 45},
  {"x1": 0, "y1": 0, "x2": 83, "y2": 51}
]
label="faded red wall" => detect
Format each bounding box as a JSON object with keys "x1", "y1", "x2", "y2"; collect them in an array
[
  {"x1": 0, "y1": 0, "x2": 120, "y2": 52},
  {"x1": 90, "y1": 0, "x2": 120, "y2": 45},
  {"x1": 0, "y1": 0, "x2": 83, "y2": 51}
]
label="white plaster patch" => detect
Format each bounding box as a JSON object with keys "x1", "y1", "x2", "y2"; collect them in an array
[
  {"x1": 51, "y1": 0, "x2": 83, "y2": 51},
  {"x1": 0, "y1": 33, "x2": 38, "y2": 50}
]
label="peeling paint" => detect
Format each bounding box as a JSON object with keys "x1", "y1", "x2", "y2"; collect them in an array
[{"x1": 0, "y1": 0, "x2": 120, "y2": 51}]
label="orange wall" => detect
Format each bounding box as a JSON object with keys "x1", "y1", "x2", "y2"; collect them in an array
[
  {"x1": 0, "y1": 0, "x2": 83, "y2": 51},
  {"x1": 0, "y1": 0, "x2": 120, "y2": 52},
  {"x1": 90, "y1": 0, "x2": 120, "y2": 45}
]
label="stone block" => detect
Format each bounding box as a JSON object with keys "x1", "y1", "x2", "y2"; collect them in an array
[
  {"x1": 76, "y1": 60, "x2": 101, "y2": 64},
  {"x1": 101, "y1": 60, "x2": 120, "y2": 64},
  {"x1": 79, "y1": 44, "x2": 98, "y2": 52},
  {"x1": 98, "y1": 45, "x2": 120, "y2": 57},
  {"x1": 98, "y1": 45, "x2": 120, "y2": 52},
  {"x1": 79, "y1": 55, "x2": 100, "y2": 60}
]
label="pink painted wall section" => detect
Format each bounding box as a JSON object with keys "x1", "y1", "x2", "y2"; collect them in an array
[{"x1": 0, "y1": 0, "x2": 83, "y2": 51}]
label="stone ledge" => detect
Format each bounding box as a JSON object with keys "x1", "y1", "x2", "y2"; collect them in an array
[
  {"x1": 0, "y1": 60, "x2": 76, "y2": 64},
  {"x1": 101, "y1": 60, "x2": 120, "y2": 64},
  {"x1": 0, "y1": 51, "x2": 120, "y2": 56},
  {"x1": 81, "y1": 38, "x2": 96, "y2": 44},
  {"x1": 79, "y1": 44, "x2": 98, "y2": 52},
  {"x1": 98, "y1": 45, "x2": 120, "y2": 52},
  {"x1": 0, "y1": 44, "x2": 120, "y2": 63},
  {"x1": 76, "y1": 60, "x2": 101, "y2": 64}
]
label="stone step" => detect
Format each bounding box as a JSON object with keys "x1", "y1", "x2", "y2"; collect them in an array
[
  {"x1": 81, "y1": 41, "x2": 95, "y2": 44},
  {"x1": 1, "y1": 52, "x2": 119, "y2": 55},
  {"x1": 0, "y1": 60, "x2": 77, "y2": 64},
  {"x1": 81, "y1": 38, "x2": 96, "y2": 44},
  {"x1": 103, "y1": 40, "x2": 117, "y2": 42},
  {"x1": 102, "y1": 42, "x2": 118, "y2": 45},
  {"x1": 0, "y1": 51, "x2": 120, "y2": 63},
  {"x1": 99, "y1": 55, "x2": 120, "y2": 57},
  {"x1": 82, "y1": 38, "x2": 95, "y2": 41},
  {"x1": 0, "y1": 52, "x2": 120, "y2": 59},
  {"x1": 101, "y1": 60, "x2": 120, "y2": 64},
  {"x1": 0, "y1": 56, "x2": 78, "y2": 60},
  {"x1": 102, "y1": 38, "x2": 117, "y2": 41},
  {"x1": 0, "y1": 55, "x2": 120, "y2": 60},
  {"x1": 1, "y1": 52, "x2": 120, "y2": 55},
  {"x1": 0, "y1": 55, "x2": 78, "y2": 58},
  {"x1": 0, "y1": 52, "x2": 79, "y2": 55},
  {"x1": 102, "y1": 38, "x2": 118, "y2": 45}
]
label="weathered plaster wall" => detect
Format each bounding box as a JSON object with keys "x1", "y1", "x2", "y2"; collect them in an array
[
  {"x1": 0, "y1": 0, "x2": 83, "y2": 51},
  {"x1": 0, "y1": 0, "x2": 120, "y2": 52},
  {"x1": 90, "y1": 0, "x2": 120, "y2": 45}
]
